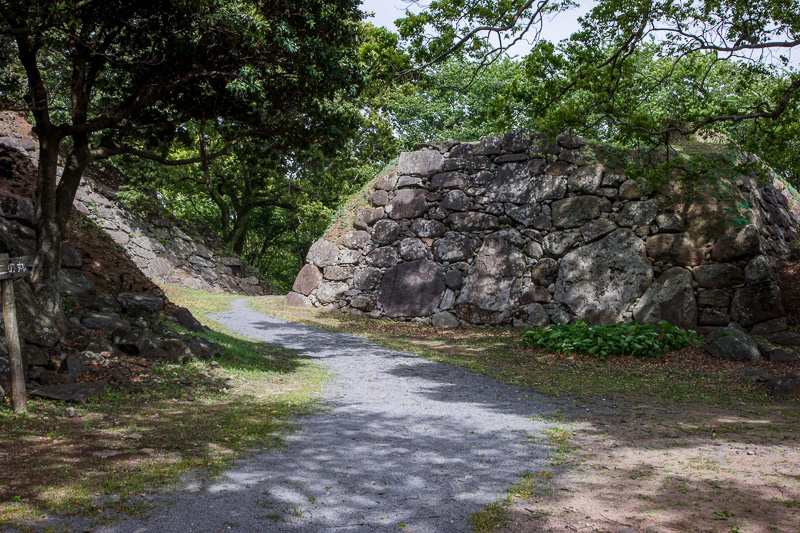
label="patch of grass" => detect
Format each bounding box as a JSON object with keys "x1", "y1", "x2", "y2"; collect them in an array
[
  {"x1": 323, "y1": 158, "x2": 399, "y2": 243},
  {"x1": 0, "y1": 288, "x2": 327, "y2": 526},
  {"x1": 506, "y1": 471, "x2": 550, "y2": 500},
  {"x1": 468, "y1": 501, "x2": 510, "y2": 532}
]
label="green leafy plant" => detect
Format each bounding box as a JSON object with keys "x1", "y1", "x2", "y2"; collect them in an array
[
  {"x1": 713, "y1": 509, "x2": 735, "y2": 520},
  {"x1": 522, "y1": 320, "x2": 702, "y2": 360}
]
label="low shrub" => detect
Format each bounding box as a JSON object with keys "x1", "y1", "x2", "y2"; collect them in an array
[{"x1": 521, "y1": 320, "x2": 702, "y2": 359}]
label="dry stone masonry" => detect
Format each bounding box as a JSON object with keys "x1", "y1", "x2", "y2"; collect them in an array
[
  {"x1": 291, "y1": 131, "x2": 800, "y2": 331},
  {"x1": 74, "y1": 177, "x2": 265, "y2": 296}
]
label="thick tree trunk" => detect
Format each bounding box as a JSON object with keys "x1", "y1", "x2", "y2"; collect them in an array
[
  {"x1": 30, "y1": 134, "x2": 90, "y2": 331},
  {"x1": 30, "y1": 135, "x2": 66, "y2": 330},
  {"x1": 229, "y1": 206, "x2": 253, "y2": 255}
]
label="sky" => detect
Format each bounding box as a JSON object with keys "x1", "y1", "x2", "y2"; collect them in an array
[
  {"x1": 359, "y1": 1, "x2": 799, "y2": 67},
  {"x1": 359, "y1": 0, "x2": 596, "y2": 56}
]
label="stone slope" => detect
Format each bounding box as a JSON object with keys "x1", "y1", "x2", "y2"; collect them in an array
[
  {"x1": 73, "y1": 175, "x2": 266, "y2": 296},
  {"x1": 0, "y1": 110, "x2": 268, "y2": 296},
  {"x1": 290, "y1": 131, "x2": 800, "y2": 332}
]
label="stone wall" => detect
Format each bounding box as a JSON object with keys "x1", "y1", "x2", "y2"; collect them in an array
[
  {"x1": 288, "y1": 131, "x2": 800, "y2": 331},
  {"x1": 1, "y1": 109, "x2": 268, "y2": 297},
  {"x1": 74, "y1": 176, "x2": 266, "y2": 296}
]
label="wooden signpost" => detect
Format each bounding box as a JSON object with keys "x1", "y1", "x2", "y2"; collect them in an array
[{"x1": 1, "y1": 253, "x2": 32, "y2": 414}]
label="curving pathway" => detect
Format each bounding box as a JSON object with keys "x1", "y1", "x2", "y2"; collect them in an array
[{"x1": 95, "y1": 299, "x2": 556, "y2": 532}]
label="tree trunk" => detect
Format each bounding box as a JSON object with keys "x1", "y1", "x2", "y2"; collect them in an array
[
  {"x1": 199, "y1": 122, "x2": 232, "y2": 240},
  {"x1": 30, "y1": 132, "x2": 90, "y2": 331},
  {"x1": 229, "y1": 206, "x2": 253, "y2": 255},
  {"x1": 30, "y1": 135, "x2": 66, "y2": 330}
]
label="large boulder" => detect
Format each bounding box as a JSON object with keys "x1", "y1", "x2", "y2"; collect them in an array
[
  {"x1": 518, "y1": 303, "x2": 551, "y2": 327},
  {"x1": 340, "y1": 231, "x2": 371, "y2": 250},
  {"x1": 632, "y1": 267, "x2": 698, "y2": 329},
  {"x1": 691, "y1": 263, "x2": 743, "y2": 288},
  {"x1": 743, "y1": 255, "x2": 775, "y2": 283},
  {"x1": 770, "y1": 372, "x2": 800, "y2": 398},
  {"x1": 399, "y1": 238, "x2": 428, "y2": 261},
  {"x1": 567, "y1": 165, "x2": 603, "y2": 194},
  {"x1": 58, "y1": 268, "x2": 93, "y2": 296},
  {"x1": 711, "y1": 226, "x2": 761, "y2": 262},
  {"x1": 730, "y1": 280, "x2": 784, "y2": 327},
  {"x1": 486, "y1": 163, "x2": 532, "y2": 204},
  {"x1": 388, "y1": 189, "x2": 429, "y2": 220},
  {"x1": 397, "y1": 150, "x2": 443, "y2": 176},
  {"x1": 542, "y1": 232, "x2": 581, "y2": 259},
  {"x1": 446, "y1": 212, "x2": 500, "y2": 232},
  {"x1": 366, "y1": 246, "x2": 398, "y2": 268},
  {"x1": 411, "y1": 219, "x2": 446, "y2": 238},
  {"x1": 0, "y1": 191, "x2": 35, "y2": 226},
  {"x1": 618, "y1": 199, "x2": 658, "y2": 228},
  {"x1": 353, "y1": 208, "x2": 384, "y2": 229},
  {"x1": 532, "y1": 258, "x2": 559, "y2": 286},
  {"x1": 117, "y1": 293, "x2": 163, "y2": 318},
  {"x1": 30, "y1": 382, "x2": 107, "y2": 404},
  {"x1": 306, "y1": 239, "x2": 340, "y2": 268},
  {"x1": 645, "y1": 233, "x2": 705, "y2": 267},
  {"x1": 580, "y1": 218, "x2": 617, "y2": 243},
  {"x1": 431, "y1": 311, "x2": 460, "y2": 328},
  {"x1": 706, "y1": 326, "x2": 760, "y2": 362},
  {"x1": 433, "y1": 235, "x2": 473, "y2": 262},
  {"x1": 457, "y1": 237, "x2": 526, "y2": 316},
  {"x1": 186, "y1": 336, "x2": 224, "y2": 360},
  {"x1": 430, "y1": 171, "x2": 468, "y2": 191},
  {"x1": 380, "y1": 259, "x2": 445, "y2": 317},
  {"x1": 6, "y1": 280, "x2": 60, "y2": 347},
  {"x1": 173, "y1": 307, "x2": 204, "y2": 331},
  {"x1": 554, "y1": 229, "x2": 653, "y2": 323},
  {"x1": 323, "y1": 266, "x2": 354, "y2": 281},
  {"x1": 442, "y1": 190, "x2": 472, "y2": 211},
  {"x1": 531, "y1": 175, "x2": 567, "y2": 201},
  {"x1": 372, "y1": 219, "x2": 402, "y2": 244},
  {"x1": 551, "y1": 196, "x2": 604, "y2": 229},
  {"x1": 292, "y1": 264, "x2": 322, "y2": 296},
  {"x1": 0, "y1": 218, "x2": 36, "y2": 256},
  {"x1": 316, "y1": 282, "x2": 349, "y2": 304},
  {"x1": 113, "y1": 329, "x2": 162, "y2": 355},
  {"x1": 81, "y1": 311, "x2": 130, "y2": 332},
  {"x1": 353, "y1": 268, "x2": 383, "y2": 290},
  {"x1": 285, "y1": 292, "x2": 313, "y2": 308}
]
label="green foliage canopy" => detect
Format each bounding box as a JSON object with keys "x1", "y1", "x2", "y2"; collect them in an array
[
  {"x1": 0, "y1": 0, "x2": 366, "y2": 316},
  {"x1": 394, "y1": 0, "x2": 800, "y2": 148}
]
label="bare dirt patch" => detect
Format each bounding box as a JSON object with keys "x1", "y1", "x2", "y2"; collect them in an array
[{"x1": 503, "y1": 402, "x2": 800, "y2": 533}]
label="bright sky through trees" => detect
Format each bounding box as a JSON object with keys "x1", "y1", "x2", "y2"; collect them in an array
[{"x1": 360, "y1": 0, "x2": 596, "y2": 56}]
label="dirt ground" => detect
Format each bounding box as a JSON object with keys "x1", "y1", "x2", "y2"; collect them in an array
[{"x1": 502, "y1": 399, "x2": 799, "y2": 533}]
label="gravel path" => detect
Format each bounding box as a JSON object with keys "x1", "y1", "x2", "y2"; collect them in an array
[{"x1": 95, "y1": 299, "x2": 556, "y2": 532}]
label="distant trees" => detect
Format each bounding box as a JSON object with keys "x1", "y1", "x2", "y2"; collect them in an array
[
  {"x1": 381, "y1": 58, "x2": 522, "y2": 149},
  {"x1": 0, "y1": 0, "x2": 365, "y2": 321},
  {"x1": 392, "y1": 0, "x2": 799, "y2": 179}
]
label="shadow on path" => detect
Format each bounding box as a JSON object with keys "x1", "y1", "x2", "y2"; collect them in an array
[{"x1": 89, "y1": 299, "x2": 557, "y2": 533}]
